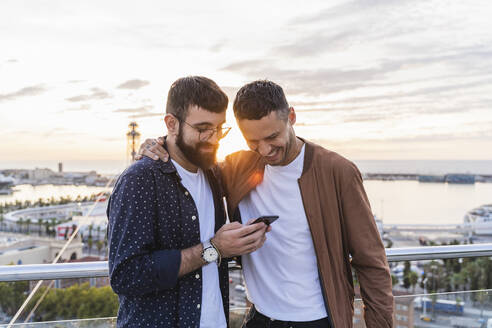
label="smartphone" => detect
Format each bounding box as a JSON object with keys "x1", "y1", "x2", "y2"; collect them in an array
[{"x1": 251, "y1": 215, "x2": 279, "y2": 226}]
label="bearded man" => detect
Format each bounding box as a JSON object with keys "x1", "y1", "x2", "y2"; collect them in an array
[{"x1": 107, "y1": 76, "x2": 269, "y2": 328}]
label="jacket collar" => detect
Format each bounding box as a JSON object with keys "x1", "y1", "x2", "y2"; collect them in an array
[{"x1": 298, "y1": 136, "x2": 314, "y2": 177}]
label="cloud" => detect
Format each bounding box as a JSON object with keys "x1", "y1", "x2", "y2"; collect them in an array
[
  {"x1": 40, "y1": 128, "x2": 86, "y2": 138},
  {"x1": 222, "y1": 46, "x2": 492, "y2": 99},
  {"x1": 0, "y1": 84, "x2": 47, "y2": 102},
  {"x1": 270, "y1": 29, "x2": 359, "y2": 57},
  {"x1": 294, "y1": 122, "x2": 328, "y2": 127},
  {"x1": 113, "y1": 105, "x2": 153, "y2": 113},
  {"x1": 321, "y1": 78, "x2": 492, "y2": 109},
  {"x1": 117, "y1": 79, "x2": 150, "y2": 90},
  {"x1": 101, "y1": 137, "x2": 120, "y2": 142},
  {"x1": 222, "y1": 59, "x2": 392, "y2": 97},
  {"x1": 289, "y1": 1, "x2": 389, "y2": 26},
  {"x1": 66, "y1": 104, "x2": 91, "y2": 112},
  {"x1": 42, "y1": 128, "x2": 66, "y2": 137},
  {"x1": 210, "y1": 40, "x2": 227, "y2": 53},
  {"x1": 113, "y1": 105, "x2": 162, "y2": 119},
  {"x1": 65, "y1": 88, "x2": 111, "y2": 102},
  {"x1": 220, "y1": 86, "x2": 240, "y2": 101},
  {"x1": 132, "y1": 112, "x2": 163, "y2": 118}
]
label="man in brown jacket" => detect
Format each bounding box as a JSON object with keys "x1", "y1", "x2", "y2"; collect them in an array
[{"x1": 140, "y1": 80, "x2": 394, "y2": 327}]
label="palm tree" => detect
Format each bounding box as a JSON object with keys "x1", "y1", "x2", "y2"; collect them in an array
[
  {"x1": 37, "y1": 219, "x2": 43, "y2": 236},
  {"x1": 50, "y1": 218, "x2": 58, "y2": 237},
  {"x1": 391, "y1": 275, "x2": 398, "y2": 287},
  {"x1": 44, "y1": 219, "x2": 51, "y2": 237},
  {"x1": 96, "y1": 240, "x2": 104, "y2": 257},
  {"x1": 17, "y1": 218, "x2": 24, "y2": 233},
  {"x1": 87, "y1": 236, "x2": 93, "y2": 256},
  {"x1": 409, "y1": 271, "x2": 419, "y2": 294},
  {"x1": 103, "y1": 231, "x2": 108, "y2": 257},
  {"x1": 25, "y1": 219, "x2": 31, "y2": 234}
]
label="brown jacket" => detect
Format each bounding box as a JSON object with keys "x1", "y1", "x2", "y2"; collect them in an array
[{"x1": 220, "y1": 139, "x2": 394, "y2": 328}]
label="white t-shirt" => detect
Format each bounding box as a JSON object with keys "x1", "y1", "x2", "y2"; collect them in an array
[
  {"x1": 238, "y1": 145, "x2": 327, "y2": 321},
  {"x1": 172, "y1": 160, "x2": 226, "y2": 328}
]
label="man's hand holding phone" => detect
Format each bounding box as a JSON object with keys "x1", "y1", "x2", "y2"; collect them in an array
[
  {"x1": 250, "y1": 215, "x2": 278, "y2": 226},
  {"x1": 212, "y1": 221, "x2": 269, "y2": 257}
]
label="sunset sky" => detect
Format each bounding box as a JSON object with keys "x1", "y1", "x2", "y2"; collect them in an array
[{"x1": 1, "y1": 0, "x2": 492, "y2": 164}]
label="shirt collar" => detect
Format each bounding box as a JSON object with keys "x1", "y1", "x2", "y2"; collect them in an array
[{"x1": 155, "y1": 136, "x2": 178, "y2": 175}]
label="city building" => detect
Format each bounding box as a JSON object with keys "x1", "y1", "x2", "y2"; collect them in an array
[
  {"x1": 0, "y1": 233, "x2": 83, "y2": 265},
  {"x1": 28, "y1": 168, "x2": 55, "y2": 181}
]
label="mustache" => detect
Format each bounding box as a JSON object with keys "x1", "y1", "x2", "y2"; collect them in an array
[{"x1": 197, "y1": 142, "x2": 218, "y2": 150}]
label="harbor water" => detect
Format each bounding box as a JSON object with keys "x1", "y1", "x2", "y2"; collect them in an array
[{"x1": 1, "y1": 180, "x2": 491, "y2": 226}]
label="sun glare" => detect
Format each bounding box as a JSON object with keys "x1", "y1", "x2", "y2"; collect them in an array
[{"x1": 217, "y1": 118, "x2": 249, "y2": 160}]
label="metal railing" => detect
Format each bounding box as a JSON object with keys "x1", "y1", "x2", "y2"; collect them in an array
[{"x1": 1, "y1": 243, "x2": 492, "y2": 282}]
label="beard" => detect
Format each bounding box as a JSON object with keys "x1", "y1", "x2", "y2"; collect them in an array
[
  {"x1": 268, "y1": 130, "x2": 296, "y2": 166},
  {"x1": 176, "y1": 127, "x2": 218, "y2": 170},
  {"x1": 280, "y1": 130, "x2": 296, "y2": 165}
]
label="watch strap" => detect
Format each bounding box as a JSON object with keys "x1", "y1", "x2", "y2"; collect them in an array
[{"x1": 210, "y1": 238, "x2": 222, "y2": 266}]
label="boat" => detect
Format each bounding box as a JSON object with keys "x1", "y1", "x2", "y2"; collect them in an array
[
  {"x1": 463, "y1": 204, "x2": 492, "y2": 235},
  {"x1": 445, "y1": 174, "x2": 475, "y2": 184},
  {"x1": 0, "y1": 173, "x2": 15, "y2": 195}
]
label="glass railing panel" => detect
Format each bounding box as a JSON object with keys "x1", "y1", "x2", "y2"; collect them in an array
[
  {"x1": 0, "y1": 317, "x2": 116, "y2": 327},
  {"x1": 0, "y1": 274, "x2": 249, "y2": 327},
  {"x1": 230, "y1": 307, "x2": 248, "y2": 328},
  {"x1": 354, "y1": 289, "x2": 492, "y2": 328},
  {"x1": 0, "y1": 279, "x2": 118, "y2": 326}
]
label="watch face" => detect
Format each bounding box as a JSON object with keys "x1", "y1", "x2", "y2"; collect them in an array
[{"x1": 203, "y1": 247, "x2": 218, "y2": 262}]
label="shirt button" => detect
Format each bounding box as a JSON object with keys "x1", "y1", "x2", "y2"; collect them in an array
[
  {"x1": 184, "y1": 191, "x2": 189, "y2": 196},
  {"x1": 195, "y1": 274, "x2": 200, "y2": 279},
  {"x1": 191, "y1": 215, "x2": 196, "y2": 220},
  {"x1": 197, "y1": 304, "x2": 201, "y2": 309}
]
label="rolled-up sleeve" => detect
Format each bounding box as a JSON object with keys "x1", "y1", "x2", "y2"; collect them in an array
[{"x1": 107, "y1": 172, "x2": 181, "y2": 297}]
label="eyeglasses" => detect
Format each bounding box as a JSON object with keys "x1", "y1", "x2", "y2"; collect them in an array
[{"x1": 179, "y1": 119, "x2": 231, "y2": 142}]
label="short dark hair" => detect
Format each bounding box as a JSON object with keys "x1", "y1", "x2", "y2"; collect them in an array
[
  {"x1": 233, "y1": 80, "x2": 289, "y2": 120},
  {"x1": 166, "y1": 76, "x2": 228, "y2": 120}
]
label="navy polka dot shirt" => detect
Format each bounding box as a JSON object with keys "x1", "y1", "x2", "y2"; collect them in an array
[{"x1": 107, "y1": 156, "x2": 229, "y2": 327}]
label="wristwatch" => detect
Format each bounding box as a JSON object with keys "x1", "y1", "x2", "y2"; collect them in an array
[{"x1": 202, "y1": 239, "x2": 219, "y2": 264}]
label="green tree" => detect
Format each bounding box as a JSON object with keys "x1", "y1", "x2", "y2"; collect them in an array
[
  {"x1": 44, "y1": 219, "x2": 51, "y2": 237},
  {"x1": 0, "y1": 281, "x2": 29, "y2": 316},
  {"x1": 17, "y1": 217, "x2": 24, "y2": 233},
  {"x1": 409, "y1": 271, "x2": 419, "y2": 294},
  {"x1": 25, "y1": 218, "x2": 32, "y2": 234},
  {"x1": 103, "y1": 232, "x2": 108, "y2": 257},
  {"x1": 31, "y1": 283, "x2": 119, "y2": 321},
  {"x1": 391, "y1": 275, "x2": 399, "y2": 287},
  {"x1": 87, "y1": 236, "x2": 93, "y2": 256},
  {"x1": 50, "y1": 218, "x2": 58, "y2": 237},
  {"x1": 451, "y1": 272, "x2": 466, "y2": 291},
  {"x1": 37, "y1": 219, "x2": 43, "y2": 236},
  {"x1": 402, "y1": 261, "x2": 411, "y2": 291},
  {"x1": 96, "y1": 240, "x2": 104, "y2": 256}
]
